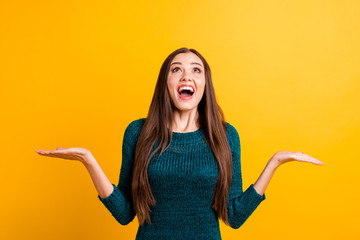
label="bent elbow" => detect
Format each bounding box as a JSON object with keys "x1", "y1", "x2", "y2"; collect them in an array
[
  {"x1": 115, "y1": 210, "x2": 136, "y2": 226},
  {"x1": 228, "y1": 218, "x2": 245, "y2": 229},
  {"x1": 117, "y1": 218, "x2": 132, "y2": 226}
]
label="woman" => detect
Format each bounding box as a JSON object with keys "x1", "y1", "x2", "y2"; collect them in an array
[{"x1": 36, "y1": 47, "x2": 324, "y2": 239}]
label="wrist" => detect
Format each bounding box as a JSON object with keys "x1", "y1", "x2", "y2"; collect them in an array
[
  {"x1": 268, "y1": 157, "x2": 281, "y2": 170},
  {"x1": 82, "y1": 151, "x2": 96, "y2": 167}
]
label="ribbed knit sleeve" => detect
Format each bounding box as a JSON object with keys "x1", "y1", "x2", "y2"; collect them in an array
[
  {"x1": 226, "y1": 123, "x2": 266, "y2": 229},
  {"x1": 97, "y1": 118, "x2": 145, "y2": 225}
]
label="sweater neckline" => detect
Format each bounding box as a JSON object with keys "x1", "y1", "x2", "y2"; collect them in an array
[{"x1": 169, "y1": 127, "x2": 204, "y2": 143}]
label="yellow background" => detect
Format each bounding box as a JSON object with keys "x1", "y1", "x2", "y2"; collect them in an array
[{"x1": 1, "y1": 0, "x2": 359, "y2": 239}]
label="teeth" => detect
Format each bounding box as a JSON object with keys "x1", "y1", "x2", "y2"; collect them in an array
[{"x1": 178, "y1": 86, "x2": 194, "y2": 92}]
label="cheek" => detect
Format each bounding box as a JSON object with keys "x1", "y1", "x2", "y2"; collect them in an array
[
  {"x1": 198, "y1": 87, "x2": 205, "y2": 101},
  {"x1": 197, "y1": 79, "x2": 206, "y2": 97},
  {"x1": 167, "y1": 80, "x2": 177, "y2": 100},
  {"x1": 167, "y1": 78, "x2": 174, "y2": 92},
  {"x1": 167, "y1": 75, "x2": 177, "y2": 88}
]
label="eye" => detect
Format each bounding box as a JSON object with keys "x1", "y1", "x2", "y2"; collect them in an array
[
  {"x1": 193, "y1": 68, "x2": 201, "y2": 73},
  {"x1": 172, "y1": 67, "x2": 181, "y2": 72}
]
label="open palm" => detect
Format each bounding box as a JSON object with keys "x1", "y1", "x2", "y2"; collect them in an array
[
  {"x1": 35, "y1": 147, "x2": 90, "y2": 162},
  {"x1": 272, "y1": 150, "x2": 324, "y2": 167}
]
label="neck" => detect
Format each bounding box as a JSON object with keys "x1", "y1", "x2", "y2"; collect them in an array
[{"x1": 170, "y1": 108, "x2": 200, "y2": 133}]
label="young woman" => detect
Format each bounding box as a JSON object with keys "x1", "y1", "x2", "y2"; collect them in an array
[{"x1": 36, "y1": 47, "x2": 324, "y2": 239}]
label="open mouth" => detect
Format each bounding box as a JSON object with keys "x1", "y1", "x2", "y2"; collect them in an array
[{"x1": 177, "y1": 85, "x2": 195, "y2": 99}]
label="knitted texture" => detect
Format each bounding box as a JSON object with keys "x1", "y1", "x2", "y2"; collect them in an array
[{"x1": 98, "y1": 118, "x2": 266, "y2": 239}]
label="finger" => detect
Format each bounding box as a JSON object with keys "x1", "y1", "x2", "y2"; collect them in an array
[
  {"x1": 303, "y1": 157, "x2": 323, "y2": 165},
  {"x1": 312, "y1": 159, "x2": 324, "y2": 165},
  {"x1": 304, "y1": 155, "x2": 324, "y2": 165},
  {"x1": 36, "y1": 149, "x2": 61, "y2": 157},
  {"x1": 303, "y1": 154, "x2": 324, "y2": 165},
  {"x1": 298, "y1": 153, "x2": 324, "y2": 165},
  {"x1": 56, "y1": 147, "x2": 65, "y2": 150},
  {"x1": 37, "y1": 150, "x2": 55, "y2": 156},
  {"x1": 35, "y1": 149, "x2": 48, "y2": 155},
  {"x1": 36, "y1": 149, "x2": 60, "y2": 153}
]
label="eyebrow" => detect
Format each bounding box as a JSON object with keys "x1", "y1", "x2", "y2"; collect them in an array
[{"x1": 170, "y1": 62, "x2": 203, "y2": 68}]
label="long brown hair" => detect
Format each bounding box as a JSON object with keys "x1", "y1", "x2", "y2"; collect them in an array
[{"x1": 131, "y1": 47, "x2": 233, "y2": 226}]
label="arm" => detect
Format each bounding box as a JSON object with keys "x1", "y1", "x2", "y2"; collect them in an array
[
  {"x1": 83, "y1": 154, "x2": 114, "y2": 199},
  {"x1": 94, "y1": 119, "x2": 145, "y2": 225},
  {"x1": 253, "y1": 159, "x2": 278, "y2": 196},
  {"x1": 225, "y1": 125, "x2": 324, "y2": 229},
  {"x1": 36, "y1": 141, "x2": 135, "y2": 225},
  {"x1": 36, "y1": 146, "x2": 116, "y2": 199},
  {"x1": 35, "y1": 129, "x2": 138, "y2": 226},
  {"x1": 82, "y1": 145, "x2": 136, "y2": 225},
  {"x1": 83, "y1": 154, "x2": 136, "y2": 225},
  {"x1": 226, "y1": 123, "x2": 267, "y2": 229},
  {"x1": 253, "y1": 149, "x2": 324, "y2": 195}
]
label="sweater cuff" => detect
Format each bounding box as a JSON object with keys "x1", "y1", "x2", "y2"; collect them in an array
[
  {"x1": 98, "y1": 184, "x2": 124, "y2": 210},
  {"x1": 248, "y1": 183, "x2": 266, "y2": 202}
]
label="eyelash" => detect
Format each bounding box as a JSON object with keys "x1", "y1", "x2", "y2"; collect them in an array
[{"x1": 172, "y1": 67, "x2": 201, "y2": 73}]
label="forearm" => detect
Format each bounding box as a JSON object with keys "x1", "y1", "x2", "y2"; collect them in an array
[
  {"x1": 253, "y1": 159, "x2": 279, "y2": 196},
  {"x1": 82, "y1": 153, "x2": 114, "y2": 199}
]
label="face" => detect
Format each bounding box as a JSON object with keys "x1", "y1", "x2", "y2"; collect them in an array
[{"x1": 167, "y1": 52, "x2": 206, "y2": 112}]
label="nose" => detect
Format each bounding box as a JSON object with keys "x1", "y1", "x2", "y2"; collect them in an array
[
  {"x1": 181, "y1": 71, "x2": 192, "y2": 82},
  {"x1": 181, "y1": 76, "x2": 191, "y2": 82}
]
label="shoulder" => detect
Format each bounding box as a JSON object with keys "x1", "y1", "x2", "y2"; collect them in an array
[
  {"x1": 225, "y1": 122, "x2": 241, "y2": 151},
  {"x1": 123, "y1": 118, "x2": 146, "y2": 144},
  {"x1": 125, "y1": 118, "x2": 146, "y2": 134},
  {"x1": 225, "y1": 122, "x2": 240, "y2": 139}
]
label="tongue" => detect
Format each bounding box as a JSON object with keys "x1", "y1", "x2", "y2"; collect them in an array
[{"x1": 180, "y1": 92, "x2": 191, "y2": 97}]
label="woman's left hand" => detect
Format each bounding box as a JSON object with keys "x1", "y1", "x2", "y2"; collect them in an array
[{"x1": 270, "y1": 151, "x2": 324, "y2": 168}]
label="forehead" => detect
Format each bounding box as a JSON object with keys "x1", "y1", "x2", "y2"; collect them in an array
[{"x1": 171, "y1": 52, "x2": 203, "y2": 66}]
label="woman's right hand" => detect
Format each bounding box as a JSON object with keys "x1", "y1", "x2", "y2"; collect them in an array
[{"x1": 35, "y1": 147, "x2": 92, "y2": 164}]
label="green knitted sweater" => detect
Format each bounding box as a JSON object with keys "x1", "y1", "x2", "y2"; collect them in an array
[{"x1": 98, "y1": 118, "x2": 266, "y2": 239}]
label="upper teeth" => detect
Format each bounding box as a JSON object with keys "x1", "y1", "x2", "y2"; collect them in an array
[{"x1": 178, "y1": 86, "x2": 194, "y2": 92}]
